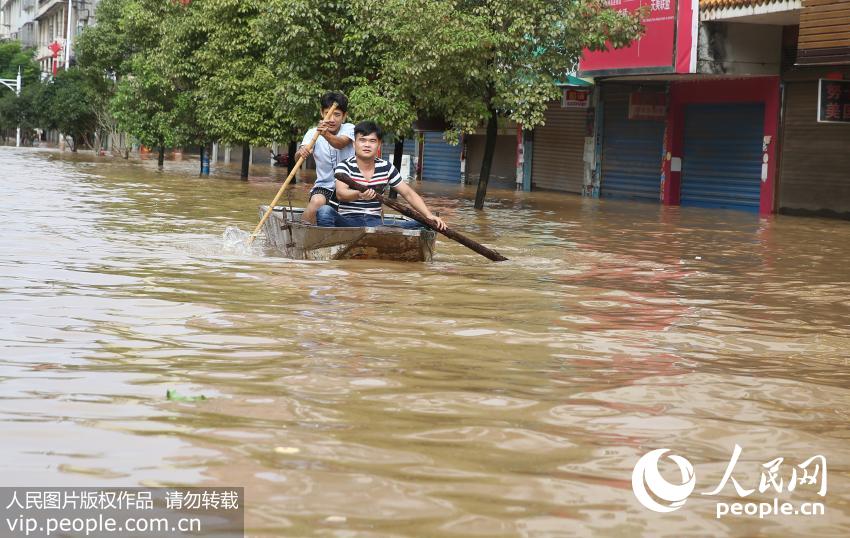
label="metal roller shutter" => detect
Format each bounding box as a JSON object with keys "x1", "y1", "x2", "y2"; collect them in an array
[
  {"x1": 532, "y1": 101, "x2": 586, "y2": 193},
  {"x1": 779, "y1": 81, "x2": 850, "y2": 214},
  {"x1": 600, "y1": 90, "x2": 665, "y2": 201},
  {"x1": 422, "y1": 131, "x2": 462, "y2": 182},
  {"x1": 681, "y1": 104, "x2": 764, "y2": 211}
]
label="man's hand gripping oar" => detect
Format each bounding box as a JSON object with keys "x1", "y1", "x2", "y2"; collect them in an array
[{"x1": 334, "y1": 172, "x2": 508, "y2": 262}]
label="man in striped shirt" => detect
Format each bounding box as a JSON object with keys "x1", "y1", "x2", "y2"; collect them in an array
[{"x1": 317, "y1": 121, "x2": 447, "y2": 231}]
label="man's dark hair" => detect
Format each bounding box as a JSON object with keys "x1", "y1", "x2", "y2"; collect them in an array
[
  {"x1": 320, "y1": 92, "x2": 348, "y2": 113},
  {"x1": 354, "y1": 121, "x2": 383, "y2": 141}
]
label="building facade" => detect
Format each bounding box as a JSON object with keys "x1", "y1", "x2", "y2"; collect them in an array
[
  {"x1": 561, "y1": 0, "x2": 850, "y2": 218},
  {"x1": 777, "y1": 0, "x2": 850, "y2": 218},
  {"x1": 35, "y1": 0, "x2": 100, "y2": 75},
  {"x1": 1, "y1": 0, "x2": 39, "y2": 47},
  {"x1": 575, "y1": 0, "x2": 790, "y2": 215}
]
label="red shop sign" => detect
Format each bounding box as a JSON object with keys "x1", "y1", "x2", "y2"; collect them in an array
[
  {"x1": 562, "y1": 88, "x2": 591, "y2": 109},
  {"x1": 628, "y1": 92, "x2": 667, "y2": 120},
  {"x1": 579, "y1": 0, "x2": 695, "y2": 75}
]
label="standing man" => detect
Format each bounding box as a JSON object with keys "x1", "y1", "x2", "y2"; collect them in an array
[
  {"x1": 317, "y1": 121, "x2": 447, "y2": 231},
  {"x1": 298, "y1": 92, "x2": 355, "y2": 225}
]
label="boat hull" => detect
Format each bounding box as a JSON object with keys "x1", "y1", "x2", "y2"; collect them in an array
[{"x1": 259, "y1": 206, "x2": 436, "y2": 262}]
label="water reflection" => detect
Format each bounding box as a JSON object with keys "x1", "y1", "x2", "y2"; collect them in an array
[{"x1": 1, "y1": 147, "x2": 849, "y2": 536}]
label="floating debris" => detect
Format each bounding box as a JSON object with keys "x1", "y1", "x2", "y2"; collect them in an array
[{"x1": 166, "y1": 389, "x2": 207, "y2": 402}]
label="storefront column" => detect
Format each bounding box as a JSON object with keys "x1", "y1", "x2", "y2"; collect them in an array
[
  {"x1": 760, "y1": 82, "x2": 781, "y2": 215},
  {"x1": 522, "y1": 129, "x2": 533, "y2": 192},
  {"x1": 663, "y1": 95, "x2": 683, "y2": 206}
]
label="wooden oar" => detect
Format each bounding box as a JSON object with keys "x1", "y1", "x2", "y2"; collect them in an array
[
  {"x1": 335, "y1": 172, "x2": 508, "y2": 262},
  {"x1": 248, "y1": 103, "x2": 339, "y2": 245}
]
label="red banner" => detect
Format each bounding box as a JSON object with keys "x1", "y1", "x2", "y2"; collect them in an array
[{"x1": 579, "y1": 0, "x2": 683, "y2": 74}]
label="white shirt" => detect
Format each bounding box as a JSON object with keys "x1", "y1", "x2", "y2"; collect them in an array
[{"x1": 300, "y1": 123, "x2": 355, "y2": 190}]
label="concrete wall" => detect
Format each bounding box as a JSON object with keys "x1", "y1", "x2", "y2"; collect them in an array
[
  {"x1": 251, "y1": 146, "x2": 271, "y2": 164},
  {"x1": 698, "y1": 22, "x2": 783, "y2": 75}
]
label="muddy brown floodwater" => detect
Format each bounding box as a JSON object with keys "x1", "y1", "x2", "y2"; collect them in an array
[{"x1": 1, "y1": 147, "x2": 849, "y2": 537}]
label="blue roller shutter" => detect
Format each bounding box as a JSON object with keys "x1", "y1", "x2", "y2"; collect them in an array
[
  {"x1": 600, "y1": 93, "x2": 665, "y2": 201},
  {"x1": 682, "y1": 104, "x2": 763, "y2": 212},
  {"x1": 423, "y1": 131, "x2": 462, "y2": 182}
]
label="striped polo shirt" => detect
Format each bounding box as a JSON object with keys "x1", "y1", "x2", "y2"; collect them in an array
[{"x1": 334, "y1": 157, "x2": 403, "y2": 216}]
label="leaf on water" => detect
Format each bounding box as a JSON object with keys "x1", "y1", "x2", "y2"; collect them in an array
[{"x1": 166, "y1": 389, "x2": 207, "y2": 402}]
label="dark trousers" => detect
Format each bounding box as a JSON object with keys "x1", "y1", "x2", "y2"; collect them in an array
[{"x1": 316, "y1": 205, "x2": 422, "y2": 229}]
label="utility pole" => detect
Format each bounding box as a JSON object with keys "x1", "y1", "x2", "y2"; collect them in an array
[{"x1": 65, "y1": 0, "x2": 73, "y2": 70}]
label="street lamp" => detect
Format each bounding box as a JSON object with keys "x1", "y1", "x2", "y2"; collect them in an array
[{"x1": 0, "y1": 67, "x2": 22, "y2": 147}]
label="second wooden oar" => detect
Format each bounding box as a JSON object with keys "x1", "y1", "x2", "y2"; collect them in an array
[
  {"x1": 334, "y1": 172, "x2": 508, "y2": 262},
  {"x1": 248, "y1": 103, "x2": 339, "y2": 245}
]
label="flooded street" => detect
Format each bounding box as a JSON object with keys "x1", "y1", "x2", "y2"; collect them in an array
[{"x1": 2, "y1": 146, "x2": 849, "y2": 537}]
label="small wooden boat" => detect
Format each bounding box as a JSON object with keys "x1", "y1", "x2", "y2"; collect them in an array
[{"x1": 258, "y1": 205, "x2": 437, "y2": 261}]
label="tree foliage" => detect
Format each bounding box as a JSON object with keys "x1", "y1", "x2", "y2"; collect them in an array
[
  {"x1": 34, "y1": 69, "x2": 104, "y2": 150},
  {"x1": 0, "y1": 42, "x2": 43, "y2": 142},
  {"x1": 77, "y1": 0, "x2": 196, "y2": 159},
  {"x1": 66, "y1": 0, "x2": 641, "y2": 191},
  {"x1": 348, "y1": 0, "x2": 642, "y2": 207},
  {"x1": 191, "y1": 0, "x2": 292, "y2": 147}
]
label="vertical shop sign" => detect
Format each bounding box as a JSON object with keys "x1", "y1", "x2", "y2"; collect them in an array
[{"x1": 818, "y1": 79, "x2": 850, "y2": 124}]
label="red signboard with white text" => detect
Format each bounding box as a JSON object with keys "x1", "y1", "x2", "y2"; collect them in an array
[{"x1": 579, "y1": 0, "x2": 696, "y2": 76}]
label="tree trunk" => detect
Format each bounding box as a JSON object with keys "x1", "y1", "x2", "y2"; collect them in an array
[
  {"x1": 287, "y1": 140, "x2": 297, "y2": 183},
  {"x1": 390, "y1": 139, "x2": 405, "y2": 199},
  {"x1": 81, "y1": 133, "x2": 93, "y2": 151},
  {"x1": 157, "y1": 144, "x2": 165, "y2": 168},
  {"x1": 474, "y1": 107, "x2": 498, "y2": 210},
  {"x1": 241, "y1": 142, "x2": 250, "y2": 180},
  {"x1": 199, "y1": 145, "x2": 205, "y2": 175}
]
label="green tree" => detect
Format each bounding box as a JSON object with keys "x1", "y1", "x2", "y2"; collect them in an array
[
  {"x1": 351, "y1": 0, "x2": 643, "y2": 208},
  {"x1": 110, "y1": 55, "x2": 190, "y2": 165},
  {"x1": 155, "y1": 0, "x2": 220, "y2": 173},
  {"x1": 33, "y1": 68, "x2": 104, "y2": 151},
  {"x1": 0, "y1": 84, "x2": 43, "y2": 144},
  {"x1": 0, "y1": 41, "x2": 41, "y2": 85},
  {"x1": 193, "y1": 0, "x2": 300, "y2": 178},
  {"x1": 77, "y1": 0, "x2": 191, "y2": 165},
  {"x1": 0, "y1": 42, "x2": 43, "y2": 144}
]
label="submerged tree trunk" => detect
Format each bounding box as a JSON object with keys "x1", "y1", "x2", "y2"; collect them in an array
[
  {"x1": 287, "y1": 140, "x2": 297, "y2": 183},
  {"x1": 474, "y1": 107, "x2": 498, "y2": 210},
  {"x1": 241, "y1": 142, "x2": 250, "y2": 180},
  {"x1": 157, "y1": 144, "x2": 165, "y2": 168},
  {"x1": 390, "y1": 139, "x2": 405, "y2": 199}
]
